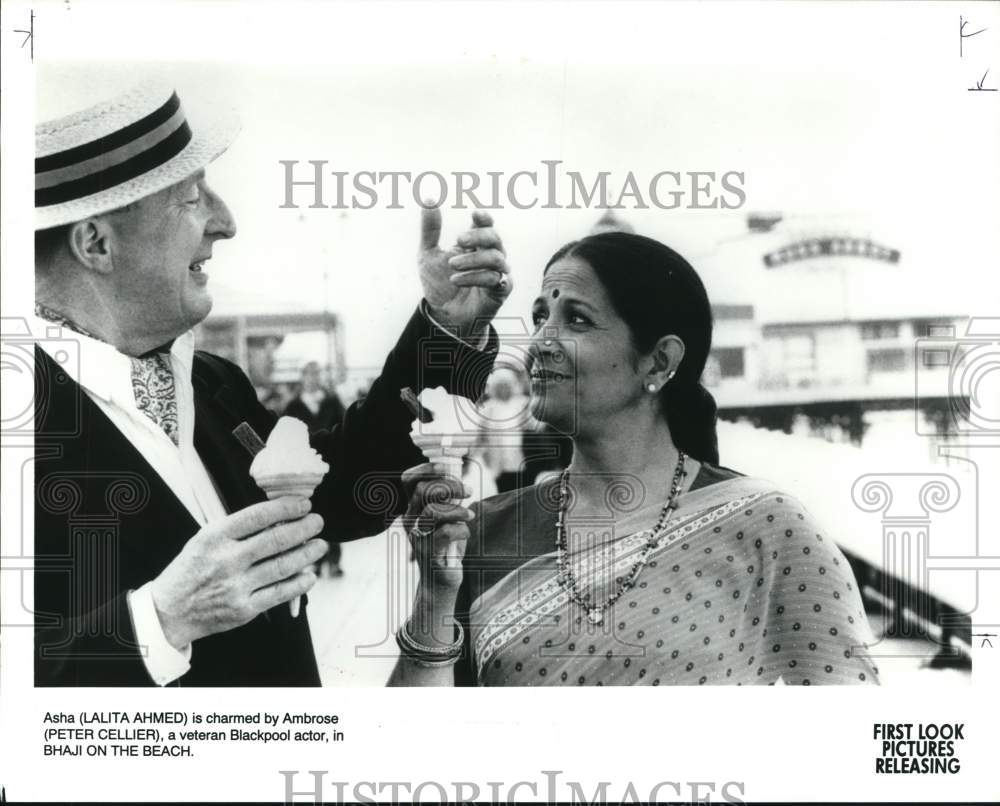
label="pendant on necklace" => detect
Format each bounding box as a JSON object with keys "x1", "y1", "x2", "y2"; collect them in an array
[{"x1": 587, "y1": 609, "x2": 604, "y2": 625}]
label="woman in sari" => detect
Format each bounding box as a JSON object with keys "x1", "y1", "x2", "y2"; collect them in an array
[{"x1": 390, "y1": 232, "x2": 879, "y2": 686}]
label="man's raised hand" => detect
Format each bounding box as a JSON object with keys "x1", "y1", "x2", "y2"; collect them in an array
[{"x1": 419, "y1": 207, "x2": 512, "y2": 339}]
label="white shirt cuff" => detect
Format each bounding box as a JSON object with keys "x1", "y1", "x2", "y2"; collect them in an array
[
  {"x1": 128, "y1": 584, "x2": 192, "y2": 686},
  {"x1": 421, "y1": 301, "x2": 490, "y2": 351}
]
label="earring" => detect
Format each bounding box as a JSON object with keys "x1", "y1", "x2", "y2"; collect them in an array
[
  {"x1": 666, "y1": 370, "x2": 676, "y2": 382},
  {"x1": 646, "y1": 383, "x2": 658, "y2": 393}
]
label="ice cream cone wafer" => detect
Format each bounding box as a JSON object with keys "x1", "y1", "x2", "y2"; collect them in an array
[
  {"x1": 423, "y1": 453, "x2": 463, "y2": 477},
  {"x1": 254, "y1": 472, "x2": 326, "y2": 500},
  {"x1": 411, "y1": 433, "x2": 475, "y2": 479}
]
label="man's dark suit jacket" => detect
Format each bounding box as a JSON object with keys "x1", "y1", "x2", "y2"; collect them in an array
[{"x1": 34, "y1": 308, "x2": 495, "y2": 686}]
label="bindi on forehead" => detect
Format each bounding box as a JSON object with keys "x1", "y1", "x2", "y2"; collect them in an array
[{"x1": 541, "y1": 258, "x2": 596, "y2": 298}]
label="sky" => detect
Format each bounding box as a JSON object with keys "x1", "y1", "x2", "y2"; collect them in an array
[{"x1": 9, "y1": 1, "x2": 1000, "y2": 367}]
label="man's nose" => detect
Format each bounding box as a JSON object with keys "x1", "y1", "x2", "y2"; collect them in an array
[{"x1": 204, "y1": 184, "x2": 237, "y2": 240}]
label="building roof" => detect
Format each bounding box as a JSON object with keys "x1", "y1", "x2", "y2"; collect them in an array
[{"x1": 695, "y1": 214, "x2": 970, "y2": 325}]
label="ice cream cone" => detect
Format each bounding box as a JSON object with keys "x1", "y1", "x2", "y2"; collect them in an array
[
  {"x1": 414, "y1": 443, "x2": 468, "y2": 569},
  {"x1": 249, "y1": 417, "x2": 330, "y2": 618},
  {"x1": 406, "y1": 389, "x2": 481, "y2": 571}
]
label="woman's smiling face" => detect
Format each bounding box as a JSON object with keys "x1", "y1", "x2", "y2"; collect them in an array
[{"x1": 528, "y1": 255, "x2": 646, "y2": 434}]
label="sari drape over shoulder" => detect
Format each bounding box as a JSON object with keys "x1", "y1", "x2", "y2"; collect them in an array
[{"x1": 455, "y1": 472, "x2": 880, "y2": 686}]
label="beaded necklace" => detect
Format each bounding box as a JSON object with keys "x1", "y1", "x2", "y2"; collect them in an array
[{"x1": 555, "y1": 451, "x2": 687, "y2": 625}]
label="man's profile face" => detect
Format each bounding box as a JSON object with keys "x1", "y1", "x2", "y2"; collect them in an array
[{"x1": 104, "y1": 170, "x2": 236, "y2": 342}]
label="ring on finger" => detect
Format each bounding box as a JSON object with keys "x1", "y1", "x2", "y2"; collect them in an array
[{"x1": 410, "y1": 521, "x2": 434, "y2": 539}]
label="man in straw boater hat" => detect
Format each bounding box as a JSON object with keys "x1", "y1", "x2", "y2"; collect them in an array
[{"x1": 33, "y1": 71, "x2": 511, "y2": 686}]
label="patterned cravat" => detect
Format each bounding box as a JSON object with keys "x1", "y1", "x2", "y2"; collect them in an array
[
  {"x1": 130, "y1": 350, "x2": 180, "y2": 445},
  {"x1": 35, "y1": 302, "x2": 180, "y2": 445}
]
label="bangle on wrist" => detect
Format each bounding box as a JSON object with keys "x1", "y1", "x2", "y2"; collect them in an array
[{"x1": 396, "y1": 617, "x2": 464, "y2": 667}]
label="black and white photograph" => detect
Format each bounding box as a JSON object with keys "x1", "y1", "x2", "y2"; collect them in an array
[{"x1": 1, "y1": 0, "x2": 998, "y2": 803}]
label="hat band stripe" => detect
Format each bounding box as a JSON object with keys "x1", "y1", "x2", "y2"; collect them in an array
[
  {"x1": 36, "y1": 92, "x2": 182, "y2": 173},
  {"x1": 36, "y1": 121, "x2": 192, "y2": 208},
  {"x1": 36, "y1": 106, "x2": 187, "y2": 191}
]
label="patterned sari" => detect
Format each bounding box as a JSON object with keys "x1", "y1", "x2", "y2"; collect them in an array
[{"x1": 460, "y1": 474, "x2": 880, "y2": 686}]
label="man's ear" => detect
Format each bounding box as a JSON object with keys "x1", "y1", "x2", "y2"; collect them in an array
[
  {"x1": 67, "y1": 218, "x2": 115, "y2": 274},
  {"x1": 643, "y1": 334, "x2": 685, "y2": 392}
]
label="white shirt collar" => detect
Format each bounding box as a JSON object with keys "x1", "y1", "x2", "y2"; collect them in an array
[{"x1": 33, "y1": 314, "x2": 195, "y2": 406}]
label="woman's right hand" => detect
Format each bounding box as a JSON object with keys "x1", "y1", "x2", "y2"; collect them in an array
[{"x1": 401, "y1": 463, "x2": 474, "y2": 594}]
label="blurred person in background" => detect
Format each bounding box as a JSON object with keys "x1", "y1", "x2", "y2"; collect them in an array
[
  {"x1": 475, "y1": 365, "x2": 533, "y2": 493},
  {"x1": 285, "y1": 361, "x2": 346, "y2": 430},
  {"x1": 285, "y1": 361, "x2": 348, "y2": 575},
  {"x1": 248, "y1": 334, "x2": 283, "y2": 406}
]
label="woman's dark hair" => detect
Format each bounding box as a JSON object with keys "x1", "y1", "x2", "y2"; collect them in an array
[{"x1": 545, "y1": 231, "x2": 720, "y2": 465}]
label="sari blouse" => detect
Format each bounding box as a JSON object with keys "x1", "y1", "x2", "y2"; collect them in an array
[{"x1": 453, "y1": 466, "x2": 880, "y2": 686}]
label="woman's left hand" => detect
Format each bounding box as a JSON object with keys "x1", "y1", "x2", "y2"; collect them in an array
[{"x1": 401, "y1": 463, "x2": 474, "y2": 593}]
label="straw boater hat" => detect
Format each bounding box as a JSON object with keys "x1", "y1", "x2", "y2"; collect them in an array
[{"x1": 35, "y1": 73, "x2": 239, "y2": 231}]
